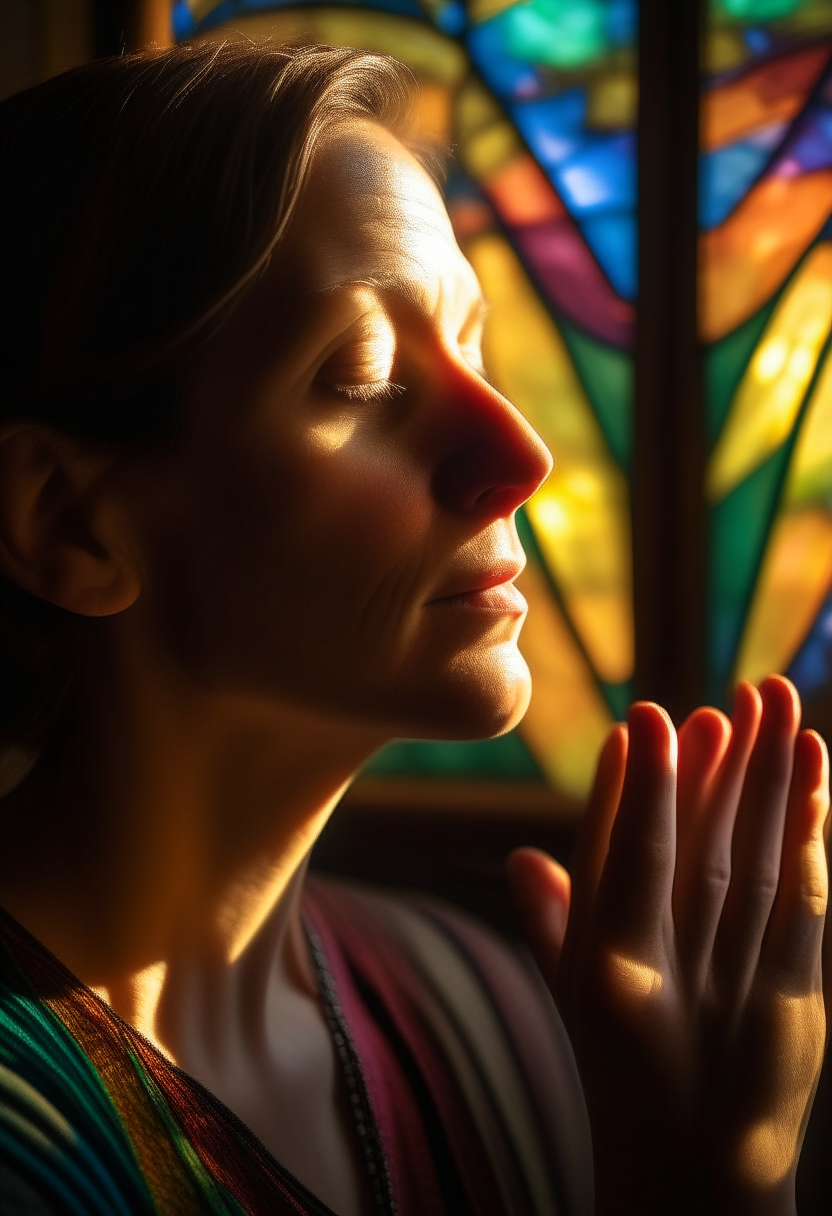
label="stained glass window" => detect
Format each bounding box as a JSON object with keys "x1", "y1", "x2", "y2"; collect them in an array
[
  {"x1": 702, "y1": 0, "x2": 832, "y2": 721},
  {"x1": 171, "y1": 0, "x2": 832, "y2": 809}
]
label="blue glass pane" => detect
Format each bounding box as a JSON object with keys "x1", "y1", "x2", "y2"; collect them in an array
[
  {"x1": 467, "y1": 19, "x2": 544, "y2": 99},
  {"x1": 699, "y1": 124, "x2": 786, "y2": 229},
  {"x1": 511, "y1": 90, "x2": 587, "y2": 163},
  {"x1": 784, "y1": 109, "x2": 832, "y2": 175},
  {"x1": 435, "y1": 2, "x2": 466, "y2": 36},
  {"x1": 787, "y1": 586, "x2": 832, "y2": 696},
  {"x1": 578, "y1": 212, "x2": 637, "y2": 298},
  {"x1": 556, "y1": 134, "x2": 636, "y2": 215},
  {"x1": 175, "y1": 0, "x2": 425, "y2": 37}
]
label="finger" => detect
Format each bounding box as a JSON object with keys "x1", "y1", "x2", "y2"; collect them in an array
[
  {"x1": 676, "y1": 706, "x2": 731, "y2": 841},
  {"x1": 507, "y1": 848, "x2": 571, "y2": 994},
  {"x1": 593, "y1": 703, "x2": 677, "y2": 959},
  {"x1": 672, "y1": 684, "x2": 761, "y2": 996},
  {"x1": 715, "y1": 676, "x2": 801, "y2": 1009},
  {"x1": 559, "y1": 725, "x2": 628, "y2": 990},
  {"x1": 762, "y1": 729, "x2": 829, "y2": 995}
]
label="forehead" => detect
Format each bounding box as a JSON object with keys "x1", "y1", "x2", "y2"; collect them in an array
[{"x1": 277, "y1": 119, "x2": 480, "y2": 319}]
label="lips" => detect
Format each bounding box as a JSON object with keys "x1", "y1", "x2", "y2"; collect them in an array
[{"x1": 428, "y1": 558, "x2": 527, "y2": 612}]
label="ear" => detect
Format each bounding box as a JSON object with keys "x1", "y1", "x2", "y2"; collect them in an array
[{"x1": 0, "y1": 422, "x2": 141, "y2": 617}]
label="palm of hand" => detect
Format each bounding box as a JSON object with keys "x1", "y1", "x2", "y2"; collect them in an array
[{"x1": 510, "y1": 677, "x2": 829, "y2": 1216}]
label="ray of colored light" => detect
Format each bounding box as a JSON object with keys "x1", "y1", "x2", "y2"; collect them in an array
[
  {"x1": 707, "y1": 243, "x2": 832, "y2": 500},
  {"x1": 700, "y1": 173, "x2": 832, "y2": 343},
  {"x1": 466, "y1": 232, "x2": 634, "y2": 684}
]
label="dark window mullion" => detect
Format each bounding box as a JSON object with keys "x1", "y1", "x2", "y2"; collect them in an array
[{"x1": 634, "y1": 0, "x2": 706, "y2": 722}]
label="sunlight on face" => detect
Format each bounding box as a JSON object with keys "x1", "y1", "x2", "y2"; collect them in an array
[{"x1": 133, "y1": 120, "x2": 551, "y2": 743}]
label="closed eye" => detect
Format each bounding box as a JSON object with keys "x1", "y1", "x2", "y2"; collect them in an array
[{"x1": 330, "y1": 379, "x2": 406, "y2": 403}]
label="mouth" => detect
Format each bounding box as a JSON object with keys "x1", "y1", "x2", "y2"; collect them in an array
[{"x1": 427, "y1": 559, "x2": 527, "y2": 615}]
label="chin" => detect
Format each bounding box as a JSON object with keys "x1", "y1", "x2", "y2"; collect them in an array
[{"x1": 393, "y1": 646, "x2": 533, "y2": 742}]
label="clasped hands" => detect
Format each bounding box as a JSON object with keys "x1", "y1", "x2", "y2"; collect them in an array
[{"x1": 509, "y1": 676, "x2": 829, "y2": 1216}]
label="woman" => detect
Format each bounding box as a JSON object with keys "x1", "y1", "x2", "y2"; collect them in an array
[{"x1": 0, "y1": 39, "x2": 827, "y2": 1216}]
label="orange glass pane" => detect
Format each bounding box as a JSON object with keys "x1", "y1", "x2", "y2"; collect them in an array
[
  {"x1": 466, "y1": 233, "x2": 634, "y2": 685},
  {"x1": 483, "y1": 155, "x2": 566, "y2": 225},
  {"x1": 516, "y1": 560, "x2": 613, "y2": 798},
  {"x1": 702, "y1": 44, "x2": 830, "y2": 150},
  {"x1": 700, "y1": 171, "x2": 832, "y2": 342}
]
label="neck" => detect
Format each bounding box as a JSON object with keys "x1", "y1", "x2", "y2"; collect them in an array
[{"x1": 0, "y1": 613, "x2": 386, "y2": 1033}]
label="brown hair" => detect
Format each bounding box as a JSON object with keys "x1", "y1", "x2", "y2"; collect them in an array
[{"x1": 0, "y1": 39, "x2": 431, "y2": 754}]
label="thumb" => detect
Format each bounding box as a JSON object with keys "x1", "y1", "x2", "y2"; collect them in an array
[{"x1": 507, "y1": 847, "x2": 571, "y2": 993}]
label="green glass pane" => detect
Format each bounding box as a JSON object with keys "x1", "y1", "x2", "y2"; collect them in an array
[
  {"x1": 363, "y1": 731, "x2": 543, "y2": 779},
  {"x1": 705, "y1": 298, "x2": 776, "y2": 448},
  {"x1": 715, "y1": 0, "x2": 803, "y2": 17},
  {"x1": 708, "y1": 446, "x2": 791, "y2": 701},
  {"x1": 559, "y1": 320, "x2": 632, "y2": 469},
  {"x1": 597, "y1": 679, "x2": 634, "y2": 721}
]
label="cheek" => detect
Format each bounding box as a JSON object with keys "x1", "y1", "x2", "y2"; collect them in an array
[{"x1": 143, "y1": 437, "x2": 436, "y2": 693}]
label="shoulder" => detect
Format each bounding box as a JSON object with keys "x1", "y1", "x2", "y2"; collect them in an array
[
  {"x1": 0, "y1": 921, "x2": 156, "y2": 1216},
  {"x1": 305, "y1": 874, "x2": 593, "y2": 1216}
]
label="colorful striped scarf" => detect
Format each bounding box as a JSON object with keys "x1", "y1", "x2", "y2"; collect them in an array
[{"x1": 0, "y1": 877, "x2": 591, "y2": 1215}]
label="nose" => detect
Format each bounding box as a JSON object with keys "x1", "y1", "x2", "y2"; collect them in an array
[{"x1": 431, "y1": 366, "x2": 553, "y2": 516}]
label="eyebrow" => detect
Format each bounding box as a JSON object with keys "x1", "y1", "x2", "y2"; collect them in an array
[{"x1": 304, "y1": 276, "x2": 491, "y2": 325}]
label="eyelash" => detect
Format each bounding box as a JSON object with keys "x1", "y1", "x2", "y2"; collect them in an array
[{"x1": 331, "y1": 379, "x2": 406, "y2": 403}]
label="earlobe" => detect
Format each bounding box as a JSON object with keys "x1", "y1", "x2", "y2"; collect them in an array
[{"x1": 0, "y1": 422, "x2": 141, "y2": 617}]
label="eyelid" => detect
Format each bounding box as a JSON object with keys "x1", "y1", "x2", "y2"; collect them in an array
[{"x1": 331, "y1": 379, "x2": 406, "y2": 403}]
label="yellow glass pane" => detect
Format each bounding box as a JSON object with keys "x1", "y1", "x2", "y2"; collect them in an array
[
  {"x1": 785, "y1": 344, "x2": 832, "y2": 508},
  {"x1": 701, "y1": 45, "x2": 829, "y2": 150},
  {"x1": 586, "y1": 72, "x2": 638, "y2": 130},
  {"x1": 187, "y1": 0, "x2": 222, "y2": 22},
  {"x1": 516, "y1": 559, "x2": 613, "y2": 798},
  {"x1": 783, "y1": 342, "x2": 832, "y2": 508},
  {"x1": 456, "y1": 77, "x2": 525, "y2": 179},
  {"x1": 733, "y1": 508, "x2": 832, "y2": 685},
  {"x1": 707, "y1": 243, "x2": 832, "y2": 501},
  {"x1": 468, "y1": 0, "x2": 520, "y2": 21},
  {"x1": 466, "y1": 233, "x2": 634, "y2": 684},
  {"x1": 194, "y1": 10, "x2": 467, "y2": 88},
  {"x1": 703, "y1": 28, "x2": 748, "y2": 76},
  {"x1": 700, "y1": 172, "x2": 832, "y2": 343},
  {"x1": 780, "y1": 0, "x2": 832, "y2": 37}
]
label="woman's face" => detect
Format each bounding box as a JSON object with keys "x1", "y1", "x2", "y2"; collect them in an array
[{"x1": 130, "y1": 119, "x2": 552, "y2": 741}]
